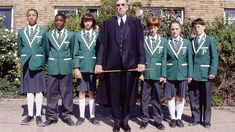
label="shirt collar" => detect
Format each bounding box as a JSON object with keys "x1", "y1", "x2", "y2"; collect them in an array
[
  {"x1": 84, "y1": 29, "x2": 93, "y2": 34},
  {"x1": 172, "y1": 36, "x2": 180, "y2": 42},
  {"x1": 28, "y1": 24, "x2": 37, "y2": 31},
  {"x1": 196, "y1": 32, "x2": 205, "y2": 40},
  {"x1": 56, "y1": 28, "x2": 65, "y2": 34},
  {"x1": 117, "y1": 14, "x2": 127, "y2": 23},
  {"x1": 150, "y1": 34, "x2": 158, "y2": 40}
]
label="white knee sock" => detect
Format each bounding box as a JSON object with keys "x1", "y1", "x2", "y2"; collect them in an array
[
  {"x1": 27, "y1": 93, "x2": 34, "y2": 116},
  {"x1": 176, "y1": 99, "x2": 185, "y2": 120},
  {"x1": 89, "y1": 99, "x2": 95, "y2": 118},
  {"x1": 79, "y1": 98, "x2": 86, "y2": 118},
  {"x1": 168, "y1": 98, "x2": 176, "y2": 120},
  {"x1": 35, "y1": 92, "x2": 43, "y2": 116}
]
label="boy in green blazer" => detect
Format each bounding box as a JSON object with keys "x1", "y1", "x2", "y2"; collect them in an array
[
  {"x1": 73, "y1": 13, "x2": 100, "y2": 126},
  {"x1": 139, "y1": 17, "x2": 166, "y2": 130},
  {"x1": 42, "y1": 13, "x2": 75, "y2": 127},
  {"x1": 18, "y1": 8, "x2": 47, "y2": 126},
  {"x1": 165, "y1": 20, "x2": 193, "y2": 128},
  {"x1": 188, "y1": 18, "x2": 218, "y2": 128}
]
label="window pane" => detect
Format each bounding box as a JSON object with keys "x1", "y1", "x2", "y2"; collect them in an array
[
  {"x1": 0, "y1": 8, "x2": 12, "y2": 29},
  {"x1": 225, "y1": 9, "x2": 235, "y2": 24}
]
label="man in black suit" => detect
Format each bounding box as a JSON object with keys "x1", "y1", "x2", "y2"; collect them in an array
[{"x1": 95, "y1": 0, "x2": 146, "y2": 131}]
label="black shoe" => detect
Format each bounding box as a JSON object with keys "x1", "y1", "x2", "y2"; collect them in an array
[
  {"x1": 90, "y1": 117, "x2": 100, "y2": 125},
  {"x1": 188, "y1": 121, "x2": 200, "y2": 126},
  {"x1": 36, "y1": 116, "x2": 43, "y2": 127},
  {"x1": 176, "y1": 119, "x2": 184, "y2": 128},
  {"x1": 76, "y1": 117, "x2": 85, "y2": 126},
  {"x1": 139, "y1": 122, "x2": 148, "y2": 129},
  {"x1": 41, "y1": 120, "x2": 58, "y2": 127},
  {"x1": 112, "y1": 122, "x2": 121, "y2": 132},
  {"x1": 169, "y1": 119, "x2": 176, "y2": 128},
  {"x1": 64, "y1": 118, "x2": 75, "y2": 126},
  {"x1": 204, "y1": 123, "x2": 211, "y2": 128},
  {"x1": 20, "y1": 116, "x2": 34, "y2": 125},
  {"x1": 121, "y1": 123, "x2": 131, "y2": 132},
  {"x1": 155, "y1": 122, "x2": 165, "y2": 130}
]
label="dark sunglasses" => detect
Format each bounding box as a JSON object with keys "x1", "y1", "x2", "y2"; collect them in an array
[{"x1": 116, "y1": 3, "x2": 125, "y2": 7}]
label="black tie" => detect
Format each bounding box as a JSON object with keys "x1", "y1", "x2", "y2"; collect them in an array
[
  {"x1": 195, "y1": 36, "x2": 199, "y2": 48},
  {"x1": 120, "y1": 18, "x2": 124, "y2": 28}
]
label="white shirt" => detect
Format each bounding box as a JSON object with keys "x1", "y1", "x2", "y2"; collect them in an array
[
  {"x1": 28, "y1": 24, "x2": 37, "y2": 34},
  {"x1": 56, "y1": 28, "x2": 65, "y2": 39},
  {"x1": 172, "y1": 36, "x2": 180, "y2": 44},
  {"x1": 195, "y1": 32, "x2": 205, "y2": 43},
  {"x1": 117, "y1": 14, "x2": 127, "y2": 26},
  {"x1": 84, "y1": 29, "x2": 93, "y2": 40},
  {"x1": 150, "y1": 34, "x2": 158, "y2": 44}
]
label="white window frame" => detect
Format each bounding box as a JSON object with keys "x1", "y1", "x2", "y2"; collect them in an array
[
  {"x1": 54, "y1": 6, "x2": 99, "y2": 16},
  {"x1": 224, "y1": 8, "x2": 235, "y2": 24},
  {"x1": 0, "y1": 6, "x2": 13, "y2": 29}
]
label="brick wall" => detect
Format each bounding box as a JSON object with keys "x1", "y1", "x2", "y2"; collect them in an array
[{"x1": 0, "y1": 0, "x2": 235, "y2": 30}]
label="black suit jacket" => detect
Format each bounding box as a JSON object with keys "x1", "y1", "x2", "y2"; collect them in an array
[{"x1": 96, "y1": 16, "x2": 146, "y2": 70}]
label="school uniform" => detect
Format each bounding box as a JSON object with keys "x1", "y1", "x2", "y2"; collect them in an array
[
  {"x1": 140, "y1": 34, "x2": 167, "y2": 125},
  {"x1": 17, "y1": 25, "x2": 47, "y2": 93},
  {"x1": 74, "y1": 29, "x2": 98, "y2": 92},
  {"x1": 45, "y1": 28, "x2": 75, "y2": 121},
  {"x1": 188, "y1": 33, "x2": 218, "y2": 125},
  {"x1": 164, "y1": 37, "x2": 193, "y2": 99}
]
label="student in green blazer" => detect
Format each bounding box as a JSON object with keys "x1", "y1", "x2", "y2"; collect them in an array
[
  {"x1": 18, "y1": 9, "x2": 47, "y2": 126},
  {"x1": 42, "y1": 13, "x2": 75, "y2": 127},
  {"x1": 188, "y1": 18, "x2": 218, "y2": 128},
  {"x1": 139, "y1": 17, "x2": 166, "y2": 130},
  {"x1": 165, "y1": 20, "x2": 193, "y2": 128},
  {"x1": 73, "y1": 13, "x2": 100, "y2": 126}
]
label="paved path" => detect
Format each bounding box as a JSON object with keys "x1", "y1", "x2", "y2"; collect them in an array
[{"x1": 0, "y1": 99, "x2": 235, "y2": 132}]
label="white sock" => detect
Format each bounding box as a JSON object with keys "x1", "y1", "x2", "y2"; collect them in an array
[
  {"x1": 27, "y1": 93, "x2": 34, "y2": 116},
  {"x1": 89, "y1": 99, "x2": 95, "y2": 118},
  {"x1": 79, "y1": 98, "x2": 86, "y2": 118},
  {"x1": 35, "y1": 92, "x2": 43, "y2": 116},
  {"x1": 168, "y1": 98, "x2": 176, "y2": 120},
  {"x1": 176, "y1": 99, "x2": 185, "y2": 120}
]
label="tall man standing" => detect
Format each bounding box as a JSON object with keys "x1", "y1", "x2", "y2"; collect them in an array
[{"x1": 95, "y1": 0, "x2": 146, "y2": 131}]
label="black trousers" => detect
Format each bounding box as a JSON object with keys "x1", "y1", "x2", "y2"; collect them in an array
[
  {"x1": 46, "y1": 74, "x2": 73, "y2": 121},
  {"x1": 140, "y1": 79, "x2": 163, "y2": 124},
  {"x1": 108, "y1": 71, "x2": 138, "y2": 125},
  {"x1": 188, "y1": 80, "x2": 212, "y2": 124}
]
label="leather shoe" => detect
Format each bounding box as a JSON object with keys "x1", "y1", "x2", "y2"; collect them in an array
[
  {"x1": 176, "y1": 119, "x2": 184, "y2": 128},
  {"x1": 63, "y1": 118, "x2": 75, "y2": 126},
  {"x1": 112, "y1": 122, "x2": 121, "y2": 132},
  {"x1": 90, "y1": 117, "x2": 100, "y2": 125},
  {"x1": 188, "y1": 121, "x2": 200, "y2": 126},
  {"x1": 139, "y1": 122, "x2": 148, "y2": 129},
  {"x1": 121, "y1": 123, "x2": 131, "y2": 132},
  {"x1": 204, "y1": 123, "x2": 211, "y2": 128},
  {"x1": 76, "y1": 117, "x2": 85, "y2": 126},
  {"x1": 169, "y1": 119, "x2": 176, "y2": 128},
  {"x1": 41, "y1": 120, "x2": 58, "y2": 127},
  {"x1": 20, "y1": 116, "x2": 34, "y2": 125},
  {"x1": 155, "y1": 122, "x2": 165, "y2": 130},
  {"x1": 36, "y1": 116, "x2": 43, "y2": 127}
]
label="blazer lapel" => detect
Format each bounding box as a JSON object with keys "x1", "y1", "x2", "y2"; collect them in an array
[
  {"x1": 23, "y1": 26, "x2": 40, "y2": 48},
  {"x1": 145, "y1": 36, "x2": 153, "y2": 54},
  {"x1": 152, "y1": 35, "x2": 161, "y2": 55},
  {"x1": 192, "y1": 34, "x2": 207, "y2": 54},
  {"x1": 168, "y1": 39, "x2": 178, "y2": 59},
  {"x1": 90, "y1": 31, "x2": 97, "y2": 49},
  {"x1": 176, "y1": 37, "x2": 183, "y2": 56}
]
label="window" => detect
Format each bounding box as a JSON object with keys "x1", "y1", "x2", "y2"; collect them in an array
[
  {"x1": 224, "y1": 8, "x2": 235, "y2": 24},
  {"x1": 54, "y1": 6, "x2": 98, "y2": 16},
  {"x1": 0, "y1": 7, "x2": 13, "y2": 29},
  {"x1": 139, "y1": 7, "x2": 184, "y2": 22}
]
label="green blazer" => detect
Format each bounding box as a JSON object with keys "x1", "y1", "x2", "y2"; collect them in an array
[
  {"x1": 143, "y1": 35, "x2": 167, "y2": 80},
  {"x1": 191, "y1": 34, "x2": 218, "y2": 81},
  {"x1": 166, "y1": 37, "x2": 193, "y2": 80},
  {"x1": 73, "y1": 30, "x2": 98, "y2": 73},
  {"x1": 45, "y1": 29, "x2": 75, "y2": 75},
  {"x1": 17, "y1": 26, "x2": 47, "y2": 71}
]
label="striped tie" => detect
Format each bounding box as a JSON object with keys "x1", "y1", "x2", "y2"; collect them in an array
[
  {"x1": 57, "y1": 31, "x2": 62, "y2": 45},
  {"x1": 195, "y1": 36, "x2": 199, "y2": 49},
  {"x1": 29, "y1": 28, "x2": 34, "y2": 42},
  {"x1": 152, "y1": 38, "x2": 156, "y2": 51},
  {"x1": 174, "y1": 39, "x2": 179, "y2": 52},
  {"x1": 86, "y1": 32, "x2": 91, "y2": 46}
]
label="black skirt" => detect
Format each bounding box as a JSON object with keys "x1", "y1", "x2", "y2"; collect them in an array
[
  {"x1": 77, "y1": 73, "x2": 96, "y2": 92},
  {"x1": 164, "y1": 80, "x2": 188, "y2": 99},
  {"x1": 19, "y1": 67, "x2": 46, "y2": 94}
]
